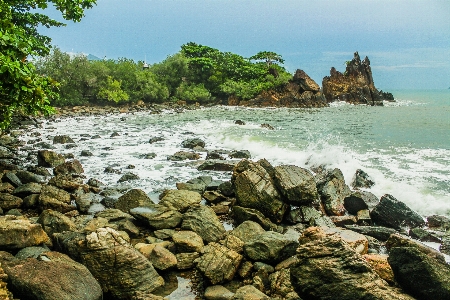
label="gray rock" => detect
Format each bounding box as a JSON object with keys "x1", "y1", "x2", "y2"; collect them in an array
[
  {"x1": 231, "y1": 206, "x2": 283, "y2": 233},
  {"x1": 37, "y1": 150, "x2": 65, "y2": 167},
  {"x1": 204, "y1": 285, "x2": 234, "y2": 300},
  {"x1": 388, "y1": 246, "x2": 450, "y2": 299},
  {"x1": 115, "y1": 189, "x2": 154, "y2": 213},
  {"x1": 130, "y1": 205, "x2": 182, "y2": 229},
  {"x1": 345, "y1": 225, "x2": 397, "y2": 241},
  {"x1": 0, "y1": 251, "x2": 102, "y2": 300},
  {"x1": 317, "y1": 168, "x2": 351, "y2": 216},
  {"x1": 198, "y1": 160, "x2": 237, "y2": 171},
  {"x1": 229, "y1": 150, "x2": 251, "y2": 159},
  {"x1": 181, "y1": 206, "x2": 226, "y2": 243},
  {"x1": 233, "y1": 285, "x2": 270, "y2": 300},
  {"x1": 232, "y1": 160, "x2": 287, "y2": 223},
  {"x1": 167, "y1": 151, "x2": 200, "y2": 161},
  {"x1": 48, "y1": 174, "x2": 84, "y2": 191},
  {"x1": 285, "y1": 206, "x2": 322, "y2": 224},
  {"x1": 344, "y1": 190, "x2": 379, "y2": 215},
  {"x1": 12, "y1": 182, "x2": 42, "y2": 198},
  {"x1": 2, "y1": 172, "x2": 22, "y2": 187},
  {"x1": 351, "y1": 169, "x2": 375, "y2": 189},
  {"x1": 80, "y1": 150, "x2": 93, "y2": 157},
  {"x1": 53, "y1": 135, "x2": 75, "y2": 144},
  {"x1": 370, "y1": 194, "x2": 425, "y2": 230},
  {"x1": 176, "y1": 176, "x2": 213, "y2": 194},
  {"x1": 273, "y1": 165, "x2": 319, "y2": 205},
  {"x1": 195, "y1": 242, "x2": 242, "y2": 285},
  {"x1": 229, "y1": 221, "x2": 265, "y2": 243},
  {"x1": 53, "y1": 159, "x2": 84, "y2": 176},
  {"x1": 15, "y1": 246, "x2": 49, "y2": 260},
  {"x1": 117, "y1": 172, "x2": 140, "y2": 183},
  {"x1": 181, "y1": 138, "x2": 205, "y2": 149},
  {"x1": 244, "y1": 231, "x2": 298, "y2": 264},
  {"x1": 427, "y1": 215, "x2": 450, "y2": 231}
]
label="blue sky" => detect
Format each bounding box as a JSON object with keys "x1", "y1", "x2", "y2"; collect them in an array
[{"x1": 39, "y1": 0, "x2": 450, "y2": 89}]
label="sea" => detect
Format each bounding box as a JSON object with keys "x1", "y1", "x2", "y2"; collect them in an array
[{"x1": 23, "y1": 89, "x2": 450, "y2": 219}]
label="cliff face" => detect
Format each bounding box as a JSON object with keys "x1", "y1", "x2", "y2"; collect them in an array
[
  {"x1": 229, "y1": 69, "x2": 327, "y2": 108},
  {"x1": 322, "y1": 52, "x2": 393, "y2": 106}
]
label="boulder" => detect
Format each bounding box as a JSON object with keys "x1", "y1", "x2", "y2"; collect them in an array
[
  {"x1": 176, "y1": 176, "x2": 212, "y2": 194},
  {"x1": 117, "y1": 172, "x2": 140, "y2": 183},
  {"x1": 362, "y1": 254, "x2": 396, "y2": 285},
  {"x1": 440, "y1": 234, "x2": 450, "y2": 255},
  {"x1": 53, "y1": 135, "x2": 75, "y2": 144},
  {"x1": 203, "y1": 191, "x2": 227, "y2": 204},
  {"x1": 194, "y1": 242, "x2": 242, "y2": 285},
  {"x1": 0, "y1": 216, "x2": 50, "y2": 250},
  {"x1": 272, "y1": 165, "x2": 319, "y2": 205},
  {"x1": 0, "y1": 194, "x2": 22, "y2": 210},
  {"x1": 323, "y1": 227, "x2": 368, "y2": 254},
  {"x1": 53, "y1": 159, "x2": 84, "y2": 175},
  {"x1": 317, "y1": 168, "x2": 351, "y2": 216},
  {"x1": 37, "y1": 150, "x2": 65, "y2": 168},
  {"x1": 231, "y1": 206, "x2": 283, "y2": 233},
  {"x1": 345, "y1": 225, "x2": 397, "y2": 241},
  {"x1": 15, "y1": 170, "x2": 44, "y2": 184},
  {"x1": 48, "y1": 174, "x2": 84, "y2": 191},
  {"x1": 343, "y1": 190, "x2": 379, "y2": 215},
  {"x1": 229, "y1": 150, "x2": 251, "y2": 159},
  {"x1": 181, "y1": 206, "x2": 226, "y2": 243},
  {"x1": 159, "y1": 189, "x2": 202, "y2": 213},
  {"x1": 204, "y1": 285, "x2": 234, "y2": 300},
  {"x1": 172, "y1": 231, "x2": 204, "y2": 253},
  {"x1": 229, "y1": 221, "x2": 265, "y2": 243},
  {"x1": 427, "y1": 215, "x2": 450, "y2": 231},
  {"x1": 175, "y1": 252, "x2": 200, "y2": 270},
  {"x1": 0, "y1": 183, "x2": 14, "y2": 194},
  {"x1": 0, "y1": 251, "x2": 102, "y2": 300},
  {"x1": 243, "y1": 231, "x2": 298, "y2": 264},
  {"x1": 269, "y1": 269, "x2": 299, "y2": 300},
  {"x1": 63, "y1": 228, "x2": 164, "y2": 298},
  {"x1": 232, "y1": 160, "x2": 287, "y2": 223},
  {"x1": 370, "y1": 194, "x2": 425, "y2": 229},
  {"x1": 12, "y1": 182, "x2": 41, "y2": 198},
  {"x1": 206, "y1": 150, "x2": 227, "y2": 160},
  {"x1": 136, "y1": 244, "x2": 177, "y2": 271},
  {"x1": 285, "y1": 206, "x2": 322, "y2": 224},
  {"x1": 388, "y1": 246, "x2": 450, "y2": 299},
  {"x1": 37, "y1": 209, "x2": 77, "y2": 237},
  {"x1": 198, "y1": 160, "x2": 237, "y2": 171},
  {"x1": 386, "y1": 233, "x2": 446, "y2": 263},
  {"x1": 290, "y1": 227, "x2": 414, "y2": 300},
  {"x1": 38, "y1": 185, "x2": 74, "y2": 213},
  {"x1": 167, "y1": 151, "x2": 200, "y2": 161},
  {"x1": 233, "y1": 285, "x2": 269, "y2": 300},
  {"x1": 351, "y1": 169, "x2": 375, "y2": 189},
  {"x1": 114, "y1": 189, "x2": 154, "y2": 213},
  {"x1": 2, "y1": 172, "x2": 21, "y2": 187},
  {"x1": 130, "y1": 205, "x2": 182, "y2": 230},
  {"x1": 181, "y1": 138, "x2": 205, "y2": 149}
]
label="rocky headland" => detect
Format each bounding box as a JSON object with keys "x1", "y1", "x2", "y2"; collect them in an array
[{"x1": 0, "y1": 112, "x2": 448, "y2": 300}]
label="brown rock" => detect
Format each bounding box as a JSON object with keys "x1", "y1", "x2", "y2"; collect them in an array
[
  {"x1": 0, "y1": 216, "x2": 50, "y2": 250},
  {"x1": 363, "y1": 254, "x2": 396, "y2": 285}
]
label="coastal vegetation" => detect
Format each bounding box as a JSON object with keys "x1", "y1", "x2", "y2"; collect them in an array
[
  {"x1": 34, "y1": 43, "x2": 292, "y2": 106},
  {"x1": 0, "y1": 0, "x2": 97, "y2": 131}
]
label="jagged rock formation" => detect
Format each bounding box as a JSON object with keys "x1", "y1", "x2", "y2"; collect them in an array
[
  {"x1": 322, "y1": 52, "x2": 394, "y2": 105},
  {"x1": 229, "y1": 69, "x2": 327, "y2": 108}
]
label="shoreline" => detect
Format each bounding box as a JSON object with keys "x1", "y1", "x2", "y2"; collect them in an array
[{"x1": 0, "y1": 103, "x2": 449, "y2": 299}]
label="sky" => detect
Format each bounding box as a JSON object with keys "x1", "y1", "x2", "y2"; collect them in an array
[{"x1": 38, "y1": 0, "x2": 450, "y2": 90}]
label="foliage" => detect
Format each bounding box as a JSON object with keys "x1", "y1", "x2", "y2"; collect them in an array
[
  {"x1": 175, "y1": 82, "x2": 211, "y2": 103},
  {"x1": 249, "y1": 51, "x2": 285, "y2": 67},
  {"x1": 97, "y1": 76, "x2": 129, "y2": 103},
  {"x1": 0, "y1": 0, "x2": 96, "y2": 130},
  {"x1": 151, "y1": 53, "x2": 189, "y2": 97},
  {"x1": 133, "y1": 70, "x2": 169, "y2": 103}
]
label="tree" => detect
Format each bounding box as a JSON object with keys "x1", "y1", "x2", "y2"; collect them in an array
[
  {"x1": 0, "y1": 0, "x2": 96, "y2": 131},
  {"x1": 97, "y1": 76, "x2": 129, "y2": 103},
  {"x1": 249, "y1": 51, "x2": 285, "y2": 67}
]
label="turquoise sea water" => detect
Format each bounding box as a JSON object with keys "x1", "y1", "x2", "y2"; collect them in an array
[{"x1": 26, "y1": 89, "x2": 450, "y2": 217}]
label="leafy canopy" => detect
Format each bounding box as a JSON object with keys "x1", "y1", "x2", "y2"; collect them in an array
[{"x1": 0, "y1": 0, "x2": 96, "y2": 131}]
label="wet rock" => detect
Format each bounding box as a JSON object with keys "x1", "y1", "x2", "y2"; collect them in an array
[
  {"x1": 159, "y1": 189, "x2": 202, "y2": 213},
  {"x1": 0, "y1": 251, "x2": 102, "y2": 300},
  {"x1": 440, "y1": 234, "x2": 450, "y2": 255},
  {"x1": 198, "y1": 160, "x2": 237, "y2": 171},
  {"x1": 53, "y1": 135, "x2": 75, "y2": 144},
  {"x1": 22, "y1": 194, "x2": 39, "y2": 208},
  {"x1": 269, "y1": 269, "x2": 299, "y2": 300},
  {"x1": 167, "y1": 151, "x2": 200, "y2": 161},
  {"x1": 130, "y1": 205, "x2": 182, "y2": 229},
  {"x1": 114, "y1": 189, "x2": 153, "y2": 213},
  {"x1": 388, "y1": 246, "x2": 450, "y2": 299},
  {"x1": 176, "y1": 175, "x2": 212, "y2": 194},
  {"x1": 427, "y1": 215, "x2": 450, "y2": 231},
  {"x1": 409, "y1": 227, "x2": 442, "y2": 243},
  {"x1": 117, "y1": 172, "x2": 140, "y2": 183},
  {"x1": 181, "y1": 138, "x2": 205, "y2": 149},
  {"x1": 2, "y1": 172, "x2": 21, "y2": 187},
  {"x1": 48, "y1": 174, "x2": 84, "y2": 191},
  {"x1": 232, "y1": 160, "x2": 287, "y2": 223},
  {"x1": 37, "y1": 209, "x2": 77, "y2": 237},
  {"x1": 345, "y1": 225, "x2": 397, "y2": 241},
  {"x1": 38, "y1": 185, "x2": 75, "y2": 213},
  {"x1": 206, "y1": 150, "x2": 227, "y2": 160},
  {"x1": 75, "y1": 192, "x2": 98, "y2": 213},
  {"x1": 172, "y1": 231, "x2": 204, "y2": 253},
  {"x1": 181, "y1": 206, "x2": 226, "y2": 243},
  {"x1": 260, "y1": 123, "x2": 274, "y2": 130},
  {"x1": 0, "y1": 216, "x2": 50, "y2": 249},
  {"x1": 234, "y1": 285, "x2": 269, "y2": 300},
  {"x1": 290, "y1": 227, "x2": 414, "y2": 300},
  {"x1": 0, "y1": 147, "x2": 14, "y2": 159},
  {"x1": 104, "y1": 166, "x2": 120, "y2": 174},
  {"x1": 273, "y1": 165, "x2": 319, "y2": 205},
  {"x1": 244, "y1": 231, "x2": 298, "y2": 264},
  {"x1": 356, "y1": 209, "x2": 372, "y2": 225},
  {"x1": 218, "y1": 181, "x2": 234, "y2": 197},
  {"x1": 229, "y1": 150, "x2": 251, "y2": 159},
  {"x1": 87, "y1": 178, "x2": 104, "y2": 188},
  {"x1": 80, "y1": 150, "x2": 93, "y2": 157},
  {"x1": 386, "y1": 233, "x2": 446, "y2": 263},
  {"x1": 175, "y1": 252, "x2": 200, "y2": 270},
  {"x1": 82, "y1": 228, "x2": 164, "y2": 298},
  {"x1": 0, "y1": 194, "x2": 22, "y2": 211},
  {"x1": 37, "y1": 150, "x2": 65, "y2": 167},
  {"x1": 136, "y1": 244, "x2": 177, "y2": 271},
  {"x1": 110, "y1": 131, "x2": 120, "y2": 138},
  {"x1": 149, "y1": 137, "x2": 164, "y2": 144},
  {"x1": 232, "y1": 206, "x2": 283, "y2": 233},
  {"x1": 317, "y1": 168, "x2": 351, "y2": 216},
  {"x1": 234, "y1": 120, "x2": 245, "y2": 125},
  {"x1": 27, "y1": 165, "x2": 51, "y2": 177},
  {"x1": 141, "y1": 152, "x2": 157, "y2": 159},
  {"x1": 204, "y1": 285, "x2": 234, "y2": 300},
  {"x1": 343, "y1": 190, "x2": 379, "y2": 215},
  {"x1": 285, "y1": 206, "x2": 322, "y2": 224},
  {"x1": 15, "y1": 170, "x2": 44, "y2": 184},
  {"x1": 351, "y1": 169, "x2": 375, "y2": 189},
  {"x1": 370, "y1": 194, "x2": 425, "y2": 230},
  {"x1": 362, "y1": 254, "x2": 396, "y2": 285},
  {"x1": 53, "y1": 159, "x2": 84, "y2": 176},
  {"x1": 195, "y1": 242, "x2": 242, "y2": 285}
]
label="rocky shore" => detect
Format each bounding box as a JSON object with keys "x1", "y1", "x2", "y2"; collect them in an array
[{"x1": 0, "y1": 109, "x2": 449, "y2": 300}]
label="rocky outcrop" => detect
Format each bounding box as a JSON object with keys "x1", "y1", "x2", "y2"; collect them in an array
[
  {"x1": 322, "y1": 52, "x2": 394, "y2": 105},
  {"x1": 228, "y1": 69, "x2": 327, "y2": 108}
]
